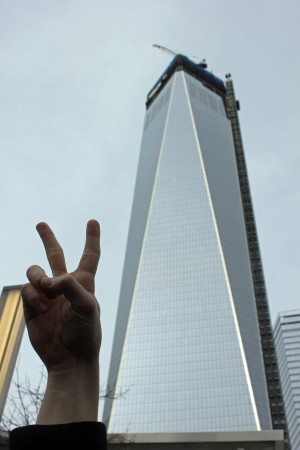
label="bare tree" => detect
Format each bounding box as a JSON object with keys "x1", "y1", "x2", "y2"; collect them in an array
[
  {"x1": 0, "y1": 369, "x2": 130, "y2": 432},
  {"x1": 0, "y1": 368, "x2": 46, "y2": 431}
]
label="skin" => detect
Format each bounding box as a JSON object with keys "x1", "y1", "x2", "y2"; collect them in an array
[{"x1": 21, "y1": 220, "x2": 102, "y2": 424}]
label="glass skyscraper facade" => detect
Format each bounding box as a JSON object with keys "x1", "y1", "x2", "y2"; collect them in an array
[
  {"x1": 274, "y1": 312, "x2": 300, "y2": 450},
  {"x1": 103, "y1": 56, "x2": 285, "y2": 437}
]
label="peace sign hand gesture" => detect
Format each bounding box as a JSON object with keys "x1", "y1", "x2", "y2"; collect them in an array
[
  {"x1": 21, "y1": 220, "x2": 101, "y2": 377},
  {"x1": 21, "y1": 220, "x2": 102, "y2": 424}
]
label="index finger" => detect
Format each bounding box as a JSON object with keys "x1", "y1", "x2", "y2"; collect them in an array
[
  {"x1": 77, "y1": 219, "x2": 101, "y2": 276},
  {"x1": 36, "y1": 222, "x2": 67, "y2": 276}
]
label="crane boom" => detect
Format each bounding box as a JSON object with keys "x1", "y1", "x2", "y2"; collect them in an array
[
  {"x1": 152, "y1": 44, "x2": 206, "y2": 67},
  {"x1": 152, "y1": 44, "x2": 177, "y2": 56}
]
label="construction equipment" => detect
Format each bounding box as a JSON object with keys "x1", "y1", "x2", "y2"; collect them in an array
[{"x1": 152, "y1": 43, "x2": 207, "y2": 68}]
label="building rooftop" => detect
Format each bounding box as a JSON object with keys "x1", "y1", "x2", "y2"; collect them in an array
[
  {"x1": 146, "y1": 54, "x2": 226, "y2": 108},
  {"x1": 274, "y1": 310, "x2": 300, "y2": 331}
]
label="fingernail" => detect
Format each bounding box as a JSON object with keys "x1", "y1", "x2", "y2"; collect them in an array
[
  {"x1": 36, "y1": 222, "x2": 47, "y2": 237},
  {"x1": 36, "y1": 223, "x2": 43, "y2": 232}
]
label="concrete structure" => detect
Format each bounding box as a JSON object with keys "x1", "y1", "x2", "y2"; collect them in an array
[
  {"x1": 108, "y1": 430, "x2": 284, "y2": 450},
  {"x1": 0, "y1": 429, "x2": 284, "y2": 450},
  {"x1": 103, "y1": 55, "x2": 286, "y2": 443},
  {"x1": 0, "y1": 431, "x2": 9, "y2": 450},
  {"x1": 274, "y1": 311, "x2": 300, "y2": 450},
  {"x1": 0, "y1": 286, "x2": 24, "y2": 421}
]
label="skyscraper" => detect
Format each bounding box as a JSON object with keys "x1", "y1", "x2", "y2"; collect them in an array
[
  {"x1": 274, "y1": 311, "x2": 300, "y2": 450},
  {"x1": 103, "y1": 55, "x2": 286, "y2": 439}
]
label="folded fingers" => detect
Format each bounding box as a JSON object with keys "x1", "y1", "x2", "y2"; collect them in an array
[
  {"x1": 40, "y1": 273, "x2": 96, "y2": 314},
  {"x1": 26, "y1": 265, "x2": 57, "y2": 300},
  {"x1": 26, "y1": 265, "x2": 47, "y2": 290},
  {"x1": 21, "y1": 283, "x2": 49, "y2": 318}
]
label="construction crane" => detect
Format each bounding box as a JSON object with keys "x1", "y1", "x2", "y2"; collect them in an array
[
  {"x1": 152, "y1": 44, "x2": 177, "y2": 57},
  {"x1": 153, "y1": 43, "x2": 207, "y2": 68}
]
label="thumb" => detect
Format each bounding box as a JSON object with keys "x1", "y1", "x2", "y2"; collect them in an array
[{"x1": 41, "y1": 274, "x2": 94, "y2": 313}]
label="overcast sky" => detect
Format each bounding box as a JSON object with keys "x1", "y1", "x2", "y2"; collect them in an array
[{"x1": 1, "y1": 0, "x2": 299, "y2": 420}]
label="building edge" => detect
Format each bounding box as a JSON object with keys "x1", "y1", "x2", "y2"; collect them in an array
[
  {"x1": 274, "y1": 311, "x2": 300, "y2": 450},
  {"x1": 225, "y1": 76, "x2": 290, "y2": 449},
  {"x1": 0, "y1": 285, "x2": 24, "y2": 422}
]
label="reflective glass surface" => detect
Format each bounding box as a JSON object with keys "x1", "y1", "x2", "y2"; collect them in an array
[
  {"x1": 102, "y1": 80, "x2": 173, "y2": 425},
  {"x1": 105, "y1": 72, "x2": 270, "y2": 432},
  {"x1": 186, "y1": 73, "x2": 271, "y2": 429}
]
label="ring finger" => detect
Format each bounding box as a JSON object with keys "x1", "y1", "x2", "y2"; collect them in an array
[{"x1": 26, "y1": 265, "x2": 47, "y2": 290}]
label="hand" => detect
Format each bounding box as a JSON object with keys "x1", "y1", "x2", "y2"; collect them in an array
[{"x1": 21, "y1": 220, "x2": 101, "y2": 373}]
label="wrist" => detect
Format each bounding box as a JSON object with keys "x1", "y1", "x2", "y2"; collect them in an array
[
  {"x1": 47, "y1": 357, "x2": 99, "y2": 387},
  {"x1": 37, "y1": 359, "x2": 99, "y2": 425}
]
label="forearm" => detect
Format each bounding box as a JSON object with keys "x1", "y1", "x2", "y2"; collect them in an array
[{"x1": 37, "y1": 360, "x2": 99, "y2": 425}]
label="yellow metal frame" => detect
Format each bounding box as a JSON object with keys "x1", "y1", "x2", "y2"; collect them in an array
[{"x1": 0, "y1": 286, "x2": 24, "y2": 420}]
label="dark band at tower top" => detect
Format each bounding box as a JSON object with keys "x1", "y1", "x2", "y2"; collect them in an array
[{"x1": 147, "y1": 54, "x2": 226, "y2": 109}]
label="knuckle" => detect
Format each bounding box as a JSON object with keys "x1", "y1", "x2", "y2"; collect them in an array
[
  {"x1": 21, "y1": 283, "x2": 31, "y2": 295},
  {"x1": 48, "y1": 247, "x2": 63, "y2": 257},
  {"x1": 21, "y1": 284, "x2": 40, "y2": 304},
  {"x1": 60, "y1": 273, "x2": 75, "y2": 289},
  {"x1": 96, "y1": 301, "x2": 101, "y2": 315},
  {"x1": 54, "y1": 269, "x2": 67, "y2": 276},
  {"x1": 63, "y1": 273, "x2": 73, "y2": 283}
]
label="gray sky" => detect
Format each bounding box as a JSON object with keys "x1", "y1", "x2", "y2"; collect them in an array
[{"x1": 1, "y1": 0, "x2": 299, "y2": 420}]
